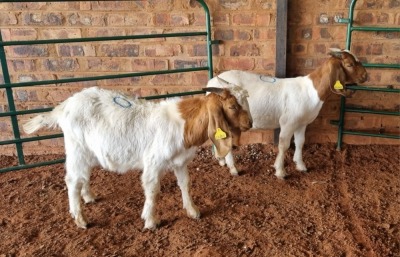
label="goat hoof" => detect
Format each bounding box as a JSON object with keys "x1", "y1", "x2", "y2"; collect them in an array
[
  {"x1": 295, "y1": 163, "x2": 307, "y2": 172},
  {"x1": 186, "y1": 205, "x2": 200, "y2": 219},
  {"x1": 144, "y1": 217, "x2": 160, "y2": 230},
  {"x1": 74, "y1": 215, "x2": 88, "y2": 229},
  {"x1": 83, "y1": 196, "x2": 96, "y2": 204},
  {"x1": 230, "y1": 168, "x2": 239, "y2": 176},
  {"x1": 218, "y1": 159, "x2": 226, "y2": 167},
  {"x1": 275, "y1": 172, "x2": 288, "y2": 180}
]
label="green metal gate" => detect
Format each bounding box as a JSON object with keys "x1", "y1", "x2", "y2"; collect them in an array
[
  {"x1": 334, "y1": 0, "x2": 400, "y2": 150},
  {"x1": 0, "y1": 0, "x2": 217, "y2": 172}
]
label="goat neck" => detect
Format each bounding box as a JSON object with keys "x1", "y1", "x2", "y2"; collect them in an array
[
  {"x1": 308, "y1": 57, "x2": 346, "y2": 102},
  {"x1": 178, "y1": 96, "x2": 210, "y2": 148}
]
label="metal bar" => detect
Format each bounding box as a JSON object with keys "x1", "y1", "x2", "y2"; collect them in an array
[
  {"x1": 346, "y1": 85, "x2": 400, "y2": 93},
  {"x1": 0, "y1": 29, "x2": 26, "y2": 164},
  {"x1": 0, "y1": 134, "x2": 63, "y2": 146},
  {"x1": 344, "y1": 0, "x2": 357, "y2": 50},
  {"x1": 0, "y1": 32, "x2": 207, "y2": 47},
  {"x1": 0, "y1": 108, "x2": 53, "y2": 118},
  {"x1": 351, "y1": 27, "x2": 400, "y2": 32},
  {"x1": 0, "y1": 159, "x2": 65, "y2": 173},
  {"x1": 335, "y1": 0, "x2": 356, "y2": 150},
  {"x1": 196, "y1": 0, "x2": 214, "y2": 79},
  {"x1": 345, "y1": 107, "x2": 400, "y2": 116},
  {"x1": 362, "y1": 63, "x2": 400, "y2": 69},
  {"x1": 342, "y1": 130, "x2": 400, "y2": 139},
  {"x1": 0, "y1": 67, "x2": 209, "y2": 89}
]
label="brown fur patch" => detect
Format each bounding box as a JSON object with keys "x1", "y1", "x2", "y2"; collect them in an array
[{"x1": 178, "y1": 97, "x2": 210, "y2": 148}]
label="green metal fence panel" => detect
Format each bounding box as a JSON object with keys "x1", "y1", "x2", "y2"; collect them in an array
[
  {"x1": 334, "y1": 0, "x2": 400, "y2": 150},
  {"x1": 0, "y1": 0, "x2": 216, "y2": 172}
]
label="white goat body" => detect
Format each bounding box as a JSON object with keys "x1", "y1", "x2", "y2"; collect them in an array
[
  {"x1": 208, "y1": 49, "x2": 367, "y2": 178},
  {"x1": 23, "y1": 86, "x2": 252, "y2": 229}
]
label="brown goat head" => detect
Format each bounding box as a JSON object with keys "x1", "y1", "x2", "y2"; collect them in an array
[
  {"x1": 329, "y1": 49, "x2": 368, "y2": 85},
  {"x1": 203, "y1": 87, "x2": 252, "y2": 157}
]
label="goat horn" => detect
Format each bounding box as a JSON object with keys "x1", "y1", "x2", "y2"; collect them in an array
[{"x1": 217, "y1": 76, "x2": 231, "y2": 85}]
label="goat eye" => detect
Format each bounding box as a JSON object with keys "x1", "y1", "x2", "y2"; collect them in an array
[
  {"x1": 229, "y1": 105, "x2": 238, "y2": 110},
  {"x1": 346, "y1": 64, "x2": 354, "y2": 67}
]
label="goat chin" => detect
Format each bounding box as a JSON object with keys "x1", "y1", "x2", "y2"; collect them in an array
[
  {"x1": 207, "y1": 49, "x2": 367, "y2": 179},
  {"x1": 23, "y1": 86, "x2": 251, "y2": 230}
]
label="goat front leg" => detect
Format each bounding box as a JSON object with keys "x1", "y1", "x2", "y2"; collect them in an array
[
  {"x1": 141, "y1": 169, "x2": 162, "y2": 230},
  {"x1": 174, "y1": 166, "x2": 200, "y2": 219},
  {"x1": 224, "y1": 151, "x2": 239, "y2": 176},
  {"x1": 215, "y1": 146, "x2": 239, "y2": 176},
  {"x1": 293, "y1": 125, "x2": 307, "y2": 172}
]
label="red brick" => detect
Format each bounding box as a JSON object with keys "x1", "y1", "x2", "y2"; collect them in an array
[
  {"x1": 131, "y1": 59, "x2": 168, "y2": 72},
  {"x1": 232, "y1": 13, "x2": 255, "y2": 26},
  {"x1": 9, "y1": 28, "x2": 37, "y2": 41},
  {"x1": 98, "y1": 44, "x2": 139, "y2": 57},
  {"x1": 219, "y1": 0, "x2": 249, "y2": 9},
  {"x1": 220, "y1": 58, "x2": 255, "y2": 70},
  {"x1": 144, "y1": 45, "x2": 182, "y2": 57},
  {"x1": 230, "y1": 44, "x2": 260, "y2": 57},
  {"x1": 40, "y1": 28, "x2": 82, "y2": 39}
]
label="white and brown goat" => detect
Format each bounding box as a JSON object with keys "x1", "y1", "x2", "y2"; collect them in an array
[
  {"x1": 23, "y1": 86, "x2": 252, "y2": 229},
  {"x1": 207, "y1": 48, "x2": 367, "y2": 179}
]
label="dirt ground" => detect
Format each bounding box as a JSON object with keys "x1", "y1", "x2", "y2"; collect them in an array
[{"x1": 0, "y1": 143, "x2": 399, "y2": 257}]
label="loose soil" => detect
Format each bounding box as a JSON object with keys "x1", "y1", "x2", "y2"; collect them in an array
[{"x1": 0, "y1": 143, "x2": 399, "y2": 257}]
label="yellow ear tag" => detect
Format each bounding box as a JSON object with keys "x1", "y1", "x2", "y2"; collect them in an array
[
  {"x1": 215, "y1": 128, "x2": 227, "y2": 140},
  {"x1": 334, "y1": 80, "x2": 344, "y2": 90}
]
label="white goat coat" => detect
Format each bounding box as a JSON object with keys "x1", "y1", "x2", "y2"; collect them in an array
[
  {"x1": 51, "y1": 87, "x2": 196, "y2": 174},
  {"x1": 211, "y1": 70, "x2": 323, "y2": 130}
]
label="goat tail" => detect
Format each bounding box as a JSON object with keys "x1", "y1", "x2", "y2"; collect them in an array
[{"x1": 23, "y1": 107, "x2": 62, "y2": 134}]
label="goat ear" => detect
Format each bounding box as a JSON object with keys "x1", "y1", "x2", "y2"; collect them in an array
[
  {"x1": 207, "y1": 101, "x2": 232, "y2": 158},
  {"x1": 328, "y1": 48, "x2": 344, "y2": 59}
]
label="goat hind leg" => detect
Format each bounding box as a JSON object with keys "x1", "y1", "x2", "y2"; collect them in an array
[
  {"x1": 141, "y1": 169, "x2": 162, "y2": 230},
  {"x1": 293, "y1": 125, "x2": 307, "y2": 172},
  {"x1": 81, "y1": 177, "x2": 96, "y2": 204},
  {"x1": 65, "y1": 160, "x2": 89, "y2": 229},
  {"x1": 274, "y1": 127, "x2": 294, "y2": 179}
]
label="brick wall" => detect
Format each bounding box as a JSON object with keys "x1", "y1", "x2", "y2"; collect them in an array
[{"x1": 0, "y1": 0, "x2": 399, "y2": 155}]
